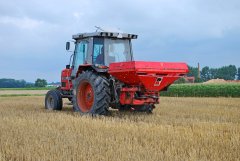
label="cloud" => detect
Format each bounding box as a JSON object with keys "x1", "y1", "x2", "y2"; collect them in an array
[
  {"x1": 73, "y1": 12, "x2": 82, "y2": 19},
  {"x1": 0, "y1": 0, "x2": 240, "y2": 82},
  {"x1": 0, "y1": 16, "x2": 43, "y2": 29}
]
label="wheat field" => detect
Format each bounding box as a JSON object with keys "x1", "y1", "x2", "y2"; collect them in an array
[{"x1": 0, "y1": 96, "x2": 239, "y2": 161}]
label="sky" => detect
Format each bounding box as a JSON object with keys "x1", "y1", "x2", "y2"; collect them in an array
[{"x1": 0, "y1": 0, "x2": 240, "y2": 82}]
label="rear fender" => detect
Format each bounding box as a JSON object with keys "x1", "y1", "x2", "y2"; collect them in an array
[{"x1": 76, "y1": 65, "x2": 108, "y2": 78}]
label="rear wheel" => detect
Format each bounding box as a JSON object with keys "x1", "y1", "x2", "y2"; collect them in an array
[
  {"x1": 72, "y1": 71, "x2": 110, "y2": 115},
  {"x1": 45, "y1": 89, "x2": 62, "y2": 110}
]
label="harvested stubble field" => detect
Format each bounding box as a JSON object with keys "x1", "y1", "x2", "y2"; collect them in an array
[{"x1": 0, "y1": 96, "x2": 239, "y2": 161}]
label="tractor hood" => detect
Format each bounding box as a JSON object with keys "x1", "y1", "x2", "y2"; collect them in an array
[{"x1": 108, "y1": 61, "x2": 189, "y2": 91}]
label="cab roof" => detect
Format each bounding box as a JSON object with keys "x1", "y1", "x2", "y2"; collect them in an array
[{"x1": 72, "y1": 32, "x2": 138, "y2": 40}]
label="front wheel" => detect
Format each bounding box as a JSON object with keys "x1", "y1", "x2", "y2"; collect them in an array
[
  {"x1": 72, "y1": 71, "x2": 110, "y2": 115},
  {"x1": 45, "y1": 89, "x2": 63, "y2": 110}
]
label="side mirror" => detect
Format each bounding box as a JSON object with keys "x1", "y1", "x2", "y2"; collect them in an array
[
  {"x1": 66, "y1": 65, "x2": 70, "y2": 69},
  {"x1": 66, "y1": 42, "x2": 70, "y2": 51}
]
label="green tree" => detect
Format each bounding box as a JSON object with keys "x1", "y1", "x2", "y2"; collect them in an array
[
  {"x1": 174, "y1": 77, "x2": 186, "y2": 84},
  {"x1": 215, "y1": 65, "x2": 237, "y2": 80},
  {"x1": 195, "y1": 77, "x2": 203, "y2": 83},
  {"x1": 237, "y1": 67, "x2": 240, "y2": 80},
  {"x1": 26, "y1": 83, "x2": 34, "y2": 88},
  {"x1": 0, "y1": 78, "x2": 27, "y2": 88},
  {"x1": 210, "y1": 68, "x2": 217, "y2": 79},
  {"x1": 187, "y1": 66, "x2": 198, "y2": 78},
  {"x1": 35, "y1": 78, "x2": 47, "y2": 87},
  {"x1": 201, "y1": 66, "x2": 211, "y2": 81},
  {"x1": 187, "y1": 65, "x2": 203, "y2": 82}
]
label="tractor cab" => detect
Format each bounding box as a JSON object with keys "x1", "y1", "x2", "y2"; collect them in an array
[{"x1": 67, "y1": 32, "x2": 138, "y2": 75}]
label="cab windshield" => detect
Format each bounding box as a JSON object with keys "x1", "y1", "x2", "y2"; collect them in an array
[
  {"x1": 104, "y1": 38, "x2": 132, "y2": 66},
  {"x1": 92, "y1": 37, "x2": 133, "y2": 66}
]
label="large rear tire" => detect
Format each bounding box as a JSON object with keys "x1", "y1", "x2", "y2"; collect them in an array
[
  {"x1": 45, "y1": 89, "x2": 63, "y2": 110},
  {"x1": 72, "y1": 71, "x2": 110, "y2": 115}
]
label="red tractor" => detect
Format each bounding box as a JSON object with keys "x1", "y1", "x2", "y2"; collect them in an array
[{"x1": 45, "y1": 31, "x2": 188, "y2": 115}]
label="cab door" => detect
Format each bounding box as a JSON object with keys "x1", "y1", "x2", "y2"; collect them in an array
[{"x1": 72, "y1": 40, "x2": 88, "y2": 76}]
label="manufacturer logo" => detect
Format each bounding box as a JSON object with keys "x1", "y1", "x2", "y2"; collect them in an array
[{"x1": 154, "y1": 77, "x2": 162, "y2": 86}]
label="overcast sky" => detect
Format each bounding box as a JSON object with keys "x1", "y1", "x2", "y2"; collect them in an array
[{"x1": 0, "y1": 0, "x2": 240, "y2": 82}]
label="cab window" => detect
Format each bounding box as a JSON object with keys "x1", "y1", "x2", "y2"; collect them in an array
[
  {"x1": 73, "y1": 41, "x2": 88, "y2": 74},
  {"x1": 93, "y1": 38, "x2": 104, "y2": 65}
]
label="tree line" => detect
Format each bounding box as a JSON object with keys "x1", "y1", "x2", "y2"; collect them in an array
[
  {"x1": 0, "y1": 78, "x2": 47, "y2": 88},
  {"x1": 1, "y1": 65, "x2": 240, "y2": 87},
  {"x1": 187, "y1": 65, "x2": 240, "y2": 82}
]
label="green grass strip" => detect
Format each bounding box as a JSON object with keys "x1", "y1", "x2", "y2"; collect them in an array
[
  {"x1": 0, "y1": 94, "x2": 45, "y2": 97},
  {"x1": 160, "y1": 83, "x2": 240, "y2": 97},
  {"x1": 0, "y1": 87, "x2": 55, "y2": 90}
]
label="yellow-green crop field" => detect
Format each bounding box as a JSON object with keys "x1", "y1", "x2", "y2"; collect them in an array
[{"x1": 0, "y1": 96, "x2": 239, "y2": 161}]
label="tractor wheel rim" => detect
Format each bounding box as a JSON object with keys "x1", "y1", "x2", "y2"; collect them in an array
[
  {"x1": 47, "y1": 96, "x2": 54, "y2": 109},
  {"x1": 77, "y1": 81, "x2": 94, "y2": 112}
]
